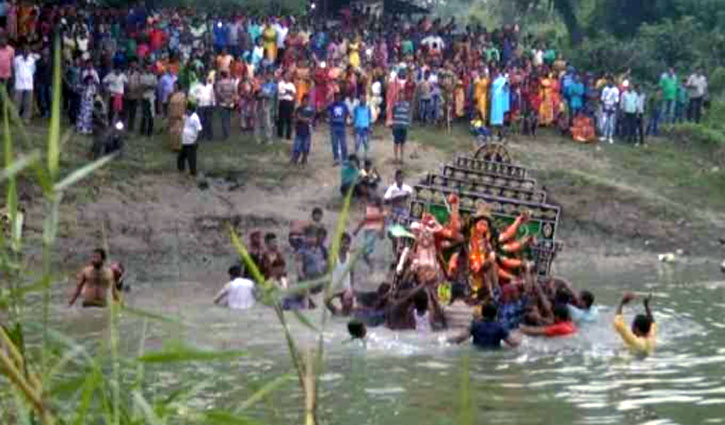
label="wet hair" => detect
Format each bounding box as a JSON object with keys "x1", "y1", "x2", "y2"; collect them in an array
[
  {"x1": 581, "y1": 291, "x2": 595, "y2": 309},
  {"x1": 364, "y1": 159, "x2": 373, "y2": 167},
  {"x1": 93, "y1": 248, "x2": 107, "y2": 261},
  {"x1": 553, "y1": 304, "x2": 571, "y2": 322},
  {"x1": 264, "y1": 232, "x2": 277, "y2": 243},
  {"x1": 228, "y1": 264, "x2": 242, "y2": 277},
  {"x1": 555, "y1": 288, "x2": 572, "y2": 305},
  {"x1": 450, "y1": 283, "x2": 467, "y2": 303},
  {"x1": 632, "y1": 314, "x2": 653, "y2": 336},
  {"x1": 413, "y1": 290, "x2": 428, "y2": 313},
  {"x1": 348, "y1": 320, "x2": 367, "y2": 339},
  {"x1": 481, "y1": 302, "x2": 498, "y2": 320}
]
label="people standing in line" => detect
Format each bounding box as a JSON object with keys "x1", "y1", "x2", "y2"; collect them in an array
[
  {"x1": 635, "y1": 84, "x2": 646, "y2": 146},
  {"x1": 391, "y1": 94, "x2": 411, "y2": 164},
  {"x1": 291, "y1": 93, "x2": 315, "y2": 165},
  {"x1": 167, "y1": 82, "x2": 187, "y2": 152},
  {"x1": 157, "y1": 69, "x2": 177, "y2": 117},
  {"x1": 328, "y1": 92, "x2": 349, "y2": 166},
  {"x1": 0, "y1": 34, "x2": 14, "y2": 93},
  {"x1": 658, "y1": 67, "x2": 678, "y2": 126},
  {"x1": 178, "y1": 103, "x2": 202, "y2": 177},
  {"x1": 256, "y1": 69, "x2": 277, "y2": 144},
  {"x1": 646, "y1": 89, "x2": 661, "y2": 137},
  {"x1": 353, "y1": 92, "x2": 372, "y2": 157},
  {"x1": 102, "y1": 66, "x2": 128, "y2": 124},
  {"x1": 277, "y1": 71, "x2": 296, "y2": 140},
  {"x1": 13, "y1": 44, "x2": 38, "y2": 124},
  {"x1": 125, "y1": 60, "x2": 143, "y2": 132},
  {"x1": 686, "y1": 68, "x2": 708, "y2": 123},
  {"x1": 139, "y1": 65, "x2": 157, "y2": 137},
  {"x1": 599, "y1": 79, "x2": 620, "y2": 144},
  {"x1": 195, "y1": 76, "x2": 216, "y2": 141},
  {"x1": 215, "y1": 70, "x2": 237, "y2": 140},
  {"x1": 620, "y1": 84, "x2": 639, "y2": 145}
]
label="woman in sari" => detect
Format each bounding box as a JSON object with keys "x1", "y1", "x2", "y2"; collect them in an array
[
  {"x1": 167, "y1": 83, "x2": 186, "y2": 151},
  {"x1": 262, "y1": 21, "x2": 277, "y2": 62},
  {"x1": 313, "y1": 62, "x2": 330, "y2": 113},
  {"x1": 538, "y1": 73, "x2": 554, "y2": 126},
  {"x1": 473, "y1": 69, "x2": 490, "y2": 123},
  {"x1": 385, "y1": 71, "x2": 401, "y2": 126},
  {"x1": 238, "y1": 75, "x2": 255, "y2": 131},
  {"x1": 77, "y1": 75, "x2": 97, "y2": 135},
  {"x1": 294, "y1": 59, "x2": 312, "y2": 106},
  {"x1": 348, "y1": 35, "x2": 361, "y2": 69}
]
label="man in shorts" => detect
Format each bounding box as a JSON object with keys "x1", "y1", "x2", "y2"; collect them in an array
[{"x1": 391, "y1": 96, "x2": 411, "y2": 164}]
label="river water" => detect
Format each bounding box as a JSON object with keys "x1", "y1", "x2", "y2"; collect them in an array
[{"x1": 53, "y1": 260, "x2": 725, "y2": 425}]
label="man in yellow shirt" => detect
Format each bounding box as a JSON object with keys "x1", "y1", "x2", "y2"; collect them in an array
[{"x1": 613, "y1": 292, "x2": 657, "y2": 356}]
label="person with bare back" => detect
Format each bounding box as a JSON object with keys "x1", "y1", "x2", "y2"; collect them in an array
[{"x1": 69, "y1": 248, "x2": 120, "y2": 308}]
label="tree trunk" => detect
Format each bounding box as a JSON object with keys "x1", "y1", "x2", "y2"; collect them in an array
[{"x1": 553, "y1": 0, "x2": 583, "y2": 45}]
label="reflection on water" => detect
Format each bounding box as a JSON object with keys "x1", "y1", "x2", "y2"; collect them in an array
[{"x1": 50, "y1": 263, "x2": 725, "y2": 425}]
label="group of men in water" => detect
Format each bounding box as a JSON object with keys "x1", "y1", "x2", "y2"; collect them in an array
[{"x1": 69, "y1": 202, "x2": 656, "y2": 358}]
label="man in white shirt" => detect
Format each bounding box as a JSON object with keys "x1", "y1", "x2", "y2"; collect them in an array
[
  {"x1": 178, "y1": 104, "x2": 203, "y2": 176},
  {"x1": 686, "y1": 69, "x2": 708, "y2": 123},
  {"x1": 102, "y1": 67, "x2": 129, "y2": 123},
  {"x1": 194, "y1": 76, "x2": 216, "y2": 141},
  {"x1": 273, "y1": 19, "x2": 289, "y2": 64},
  {"x1": 13, "y1": 45, "x2": 39, "y2": 124},
  {"x1": 277, "y1": 74, "x2": 296, "y2": 140},
  {"x1": 600, "y1": 79, "x2": 620, "y2": 144},
  {"x1": 383, "y1": 169, "x2": 414, "y2": 238},
  {"x1": 214, "y1": 265, "x2": 256, "y2": 310}
]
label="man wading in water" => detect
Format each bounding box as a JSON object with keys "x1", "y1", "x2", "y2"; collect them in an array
[{"x1": 69, "y1": 249, "x2": 121, "y2": 308}]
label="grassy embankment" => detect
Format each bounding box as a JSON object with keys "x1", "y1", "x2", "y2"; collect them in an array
[{"x1": 9, "y1": 117, "x2": 725, "y2": 257}]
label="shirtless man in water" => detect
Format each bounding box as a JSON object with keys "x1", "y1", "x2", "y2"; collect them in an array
[{"x1": 69, "y1": 249, "x2": 120, "y2": 308}]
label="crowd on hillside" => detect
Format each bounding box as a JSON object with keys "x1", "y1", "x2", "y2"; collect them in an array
[{"x1": 0, "y1": 2, "x2": 711, "y2": 167}]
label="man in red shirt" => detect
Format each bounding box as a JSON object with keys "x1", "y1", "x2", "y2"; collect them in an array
[
  {"x1": 519, "y1": 304, "x2": 577, "y2": 338},
  {"x1": 0, "y1": 35, "x2": 14, "y2": 91}
]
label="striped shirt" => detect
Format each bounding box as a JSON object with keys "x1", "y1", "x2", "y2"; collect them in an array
[{"x1": 392, "y1": 101, "x2": 411, "y2": 129}]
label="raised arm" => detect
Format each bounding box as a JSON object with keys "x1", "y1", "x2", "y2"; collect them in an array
[
  {"x1": 69, "y1": 270, "x2": 87, "y2": 307},
  {"x1": 518, "y1": 325, "x2": 547, "y2": 336},
  {"x1": 643, "y1": 294, "x2": 654, "y2": 323},
  {"x1": 616, "y1": 291, "x2": 635, "y2": 315}
]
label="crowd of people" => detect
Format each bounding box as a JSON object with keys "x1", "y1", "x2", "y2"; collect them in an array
[
  {"x1": 0, "y1": 1, "x2": 712, "y2": 170},
  {"x1": 9, "y1": 2, "x2": 662, "y2": 354}
]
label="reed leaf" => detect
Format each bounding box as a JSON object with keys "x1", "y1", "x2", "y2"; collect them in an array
[
  {"x1": 122, "y1": 305, "x2": 187, "y2": 325},
  {"x1": 200, "y1": 410, "x2": 266, "y2": 425},
  {"x1": 47, "y1": 35, "x2": 62, "y2": 179},
  {"x1": 54, "y1": 154, "x2": 116, "y2": 192},
  {"x1": 0, "y1": 151, "x2": 40, "y2": 184},
  {"x1": 138, "y1": 341, "x2": 248, "y2": 363},
  {"x1": 132, "y1": 391, "x2": 165, "y2": 425},
  {"x1": 237, "y1": 373, "x2": 295, "y2": 412}
]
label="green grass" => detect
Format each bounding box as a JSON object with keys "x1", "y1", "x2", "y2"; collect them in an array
[{"x1": 13, "y1": 116, "x2": 312, "y2": 199}]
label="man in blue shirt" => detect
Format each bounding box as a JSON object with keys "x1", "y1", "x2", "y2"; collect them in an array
[
  {"x1": 567, "y1": 290, "x2": 599, "y2": 324},
  {"x1": 450, "y1": 303, "x2": 521, "y2": 349},
  {"x1": 353, "y1": 93, "x2": 372, "y2": 157},
  {"x1": 328, "y1": 93, "x2": 349, "y2": 166}
]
